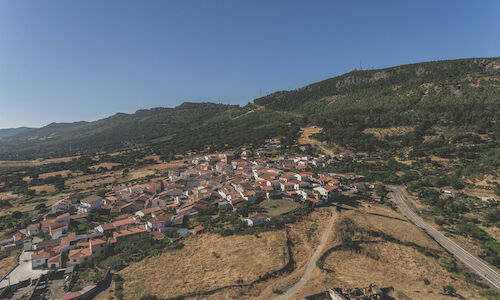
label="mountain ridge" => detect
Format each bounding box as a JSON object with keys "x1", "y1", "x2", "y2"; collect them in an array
[{"x1": 0, "y1": 57, "x2": 499, "y2": 163}]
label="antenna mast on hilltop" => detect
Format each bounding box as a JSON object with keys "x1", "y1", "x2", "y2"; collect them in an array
[{"x1": 360, "y1": 60, "x2": 363, "y2": 70}]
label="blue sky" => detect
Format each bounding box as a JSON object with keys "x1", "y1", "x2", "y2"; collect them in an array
[{"x1": 1, "y1": 0, "x2": 499, "y2": 128}]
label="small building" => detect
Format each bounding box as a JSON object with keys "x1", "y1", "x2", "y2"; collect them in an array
[
  {"x1": 28, "y1": 223, "x2": 40, "y2": 236},
  {"x1": 244, "y1": 213, "x2": 271, "y2": 227},
  {"x1": 78, "y1": 195, "x2": 103, "y2": 213},
  {"x1": 48, "y1": 254, "x2": 62, "y2": 269},
  {"x1": 31, "y1": 250, "x2": 51, "y2": 269}
]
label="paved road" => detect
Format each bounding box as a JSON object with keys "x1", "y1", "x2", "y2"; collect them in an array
[
  {"x1": 389, "y1": 185, "x2": 500, "y2": 291},
  {"x1": 0, "y1": 251, "x2": 47, "y2": 288},
  {"x1": 264, "y1": 209, "x2": 336, "y2": 300}
]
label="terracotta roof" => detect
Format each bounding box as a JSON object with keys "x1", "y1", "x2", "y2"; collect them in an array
[
  {"x1": 113, "y1": 226, "x2": 147, "y2": 239},
  {"x1": 151, "y1": 231, "x2": 165, "y2": 240},
  {"x1": 32, "y1": 250, "x2": 51, "y2": 260},
  {"x1": 68, "y1": 247, "x2": 91, "y2": 258},
  {"x1": 91, "y1": 238, "x2": 107, "y2": 246},
  {"x1": 28, "y1": 223, "x2": 40, "y2": 230},
  {"x1": 81, "y1": 195, "x2": 102, "y2": 204},
  {"x1": 139, "y1": 207, "x2": 163, "y2": 215},
  {"x1": 323, "y1": 185, "x2": 340, "y2": 191},
  {"x1": 99, "y1": 223, "x2": 115, "y2": 231},
  {"x1": 48, "y1": 254, "x2": 61, "y2": 263},
  {"x1": 112, "y1": 218, "x2": 136, "y2": 227}
]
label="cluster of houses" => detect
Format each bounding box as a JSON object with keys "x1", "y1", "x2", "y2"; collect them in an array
[{"x1": 1, "y1": 150, "x2": 352, "y2": 272}]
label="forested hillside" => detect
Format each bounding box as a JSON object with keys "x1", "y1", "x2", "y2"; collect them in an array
[
  {"x1": 256, "y1": 57, "x2": 500, "y2": 183},
  {"x1": 1, "y1": 57, "x2": 499, "y2": 183},
  {"x1": 0, "y1": 127, "x2": 33, "y2": 139},
  {"x1": 0, "y1": 102, "x2": 300, "y2": 160}
]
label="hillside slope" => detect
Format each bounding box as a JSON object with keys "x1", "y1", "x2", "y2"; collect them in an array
[
  {"x1": 0, "y1": 127, "x2": 34, "y2": 139},
  {"x1": 0, "y1": 102, "x2": 299, "y2": 160},
  {"x1": 1, "y1": 57, "x2": 499, "y2": 170}
]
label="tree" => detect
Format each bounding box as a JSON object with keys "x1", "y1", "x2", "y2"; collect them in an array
[
  {"x1": 443, "y1": 285, "x2": 456, "y2": 296},
  {"x1": 341, "y1": 235, "x2": 354, "y2": 249}
]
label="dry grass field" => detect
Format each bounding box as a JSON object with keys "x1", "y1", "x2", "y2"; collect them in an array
[
  {"x1": 256, "y1": 208, "x2": 335, "y2": 300},
  {"x1": 260, "y1": 199, "x2": 300, "y2": 218},
  {"x1": 0, "y1": 156, "x2": 78, "y2": 168},
  {"x1": 298, "y1": 126, "x2": 338, "y2": 156},
  {"x1": 342, "y1": 203, "x2": 441, "y2": 250},
  {"x1": 120, "y1": 231, "x2": 288, "y2": 299},
  {"x1": 29, "y1": 184, "x2": 56, "y2": 195},
  {"x1": 290, "y1": 204, "x2": 487, "y2": 300},
  {"x1": 299, "y1": 242, "x2": 483, "y2": 300},
  {"x1": 89, "y1": 163, "x2": 121, "y2": 171},
  {"x1": 0, "y1": 193, "x2": 67, "y2": 217},
  {"x1": 0, "y1": 250, "x2": 18, "y2": 278},
  {"x1": 38, "y1": 170, "x2": 82, "y2": 179},
  {"x1": 124, "y1": 160, "x2": 186, "y2": 181},
  {"x1": 0, "y1": 191, "x2": 21, "y2": 201},
  {"x1": 61, "y1": 160, "x2": 186, "y2": 192},
  {"x1": 65, "y1": 172, "x2": 117, "y2": 191}
]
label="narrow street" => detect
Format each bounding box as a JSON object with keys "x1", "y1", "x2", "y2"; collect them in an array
[{"x1": 0, "y1": 251, "x2": 47, "y2": 289}]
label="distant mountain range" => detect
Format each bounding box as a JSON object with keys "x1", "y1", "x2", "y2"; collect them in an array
[
  {"x1": 0, "y1": 127, "x2": 34, "y2": 139},
  {"x1": 0, "y1": 57, "x2": 498, "y2": 164}
]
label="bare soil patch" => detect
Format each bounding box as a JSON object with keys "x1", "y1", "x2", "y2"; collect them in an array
[
  {"x1": 298, "y1": 126, "x2": 338, "y2": 157},
  {"x1": 362, "y1": 126, "x2": 414, "y2": 139},
  {"x1": 0, "y1": 156, "x2": 78, "y2": 168},
  {"x1": 0, "y1": 251, "x2": 18, "y2": 278},
  {"x1": 29, "y1": 184, "x2": 56, "y2": 195},
  {"x1": 0, "y1": 191, "x2": 21, "y2": 201},
  {"x1": 89, "y1": 163, "x2": 121, "y2": 171}
]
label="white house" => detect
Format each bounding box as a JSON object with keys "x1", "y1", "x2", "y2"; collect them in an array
[
  {"x1": 47, "y1": 254, "x2": 62, "y2": 269},
  {"x1": 313, "y1": 186, "x2": 341, "y2": 202},
  {"x1": 146, "y1": 213, "x2": 173, "y2": 231},
  {"x1": 50, "y1": 198, "x2": 70, "y2": 214},
  {"x1": 31, "y1": 250, "x2": 51, "y2": 269},
  {"x1": 78, "y1": 195, "x2": 103, "y2": 213},
  {"x1": 244, "y1": 213, "x2": 271, "y2": 227},
  {"x1": 28, "y1": 223, "x2": 40, "y2": 236}
]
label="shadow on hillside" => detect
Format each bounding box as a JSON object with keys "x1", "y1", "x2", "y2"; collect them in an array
[{"x1": 338, "y1": 195, "x2": 359, "y2": 208}]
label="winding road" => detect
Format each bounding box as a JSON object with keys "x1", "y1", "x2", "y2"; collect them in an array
[
  {"x1": 389, "y1": 185, "x2": 500, "y2": 291},
  {"x1": 260, "y1": 209, "x2": 336, "y2": 299}
]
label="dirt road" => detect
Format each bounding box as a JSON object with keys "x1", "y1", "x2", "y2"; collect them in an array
[
  {"x1": 260, "y1": 209, "x2": 336, "y2": 299},
  {"x1": 298, "y1": 126, "x2": 336, "y2": 157}
]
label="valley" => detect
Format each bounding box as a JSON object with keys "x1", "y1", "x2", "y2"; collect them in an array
[{"x1": 0, "y1": 57, "x2": 498, "y2": 299}]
